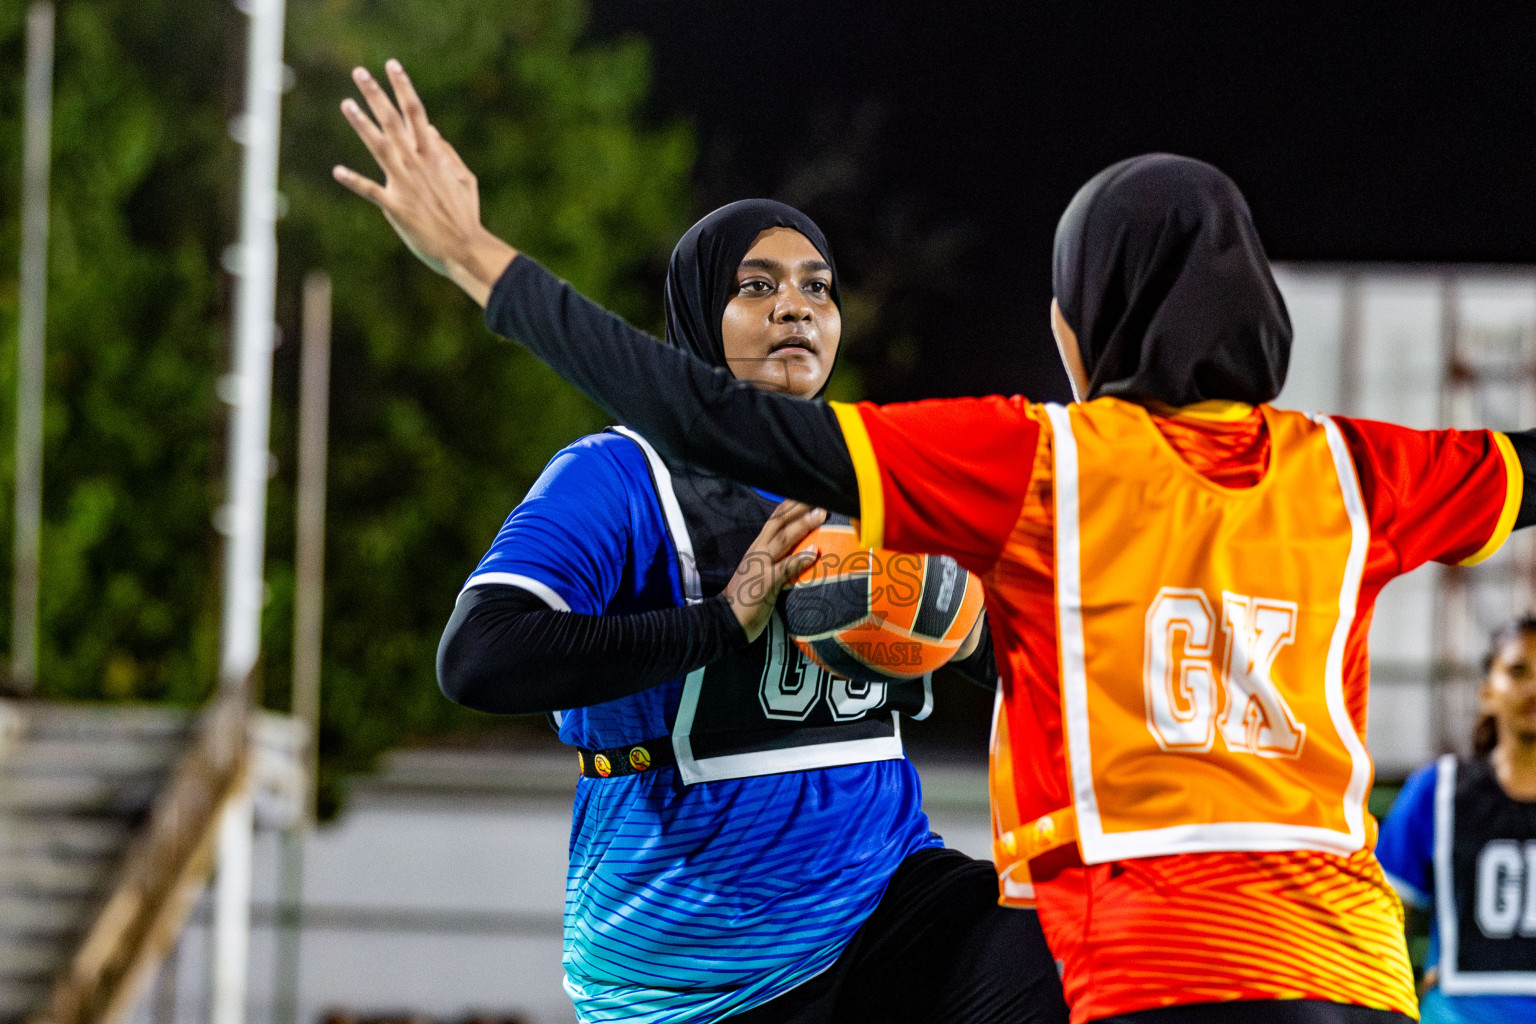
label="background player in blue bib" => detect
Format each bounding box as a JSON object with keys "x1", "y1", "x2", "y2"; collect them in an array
[
  {"x1": 1378, "y1": 616, "x2": 1536, "y2": 1024},
  {"x1": 434, "y1": 197, "x2": 1067, "y2": 1024}
]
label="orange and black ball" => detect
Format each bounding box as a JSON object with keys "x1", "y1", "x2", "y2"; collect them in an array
[{"x1": 780, "y1": 522, "x2": 984, "y2": 681}]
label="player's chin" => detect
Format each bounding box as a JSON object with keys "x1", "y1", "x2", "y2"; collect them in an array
[
  {"x1": 791, "y1": 368, "x2": 830, "y2": 397},
  {"x1": 775, "y1": 354, "x2": 827, "y2": 397}
]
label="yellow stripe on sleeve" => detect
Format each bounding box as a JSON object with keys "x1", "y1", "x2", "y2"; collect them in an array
[
  {"x1": 830, "y1": 401, "x2": 886, "y2": 549},
  {"x1": 1461, "y1": 431, "x2": 1523, "y2": 566}
]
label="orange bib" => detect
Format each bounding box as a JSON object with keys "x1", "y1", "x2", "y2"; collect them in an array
[{"x1": 1037, "y1": 399, "x2": 1375, "y2": 866}]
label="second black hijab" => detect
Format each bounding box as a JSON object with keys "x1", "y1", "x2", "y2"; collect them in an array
[
  {"x1": 664, "y1": 199, "x2": 842, "y2": 396},
  {"x1": 1052, "y1": 154, "x2": 1292, "y2": 406}
]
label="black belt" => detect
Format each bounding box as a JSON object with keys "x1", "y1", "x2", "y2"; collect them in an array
[{"x1": 578, "y1": 737, "x2": 675, "y2": 778}]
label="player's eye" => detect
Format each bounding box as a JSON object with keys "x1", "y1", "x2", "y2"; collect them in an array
[
  {"x1": 737, "y1": 278, "x2": 773, "y2": 296},
  {"x1": 805, "y1": 279, "x2": 831, "y2": 296}
]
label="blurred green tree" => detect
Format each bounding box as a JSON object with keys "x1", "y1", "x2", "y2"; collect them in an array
[{"x1": 0, "y1": 0, "x2": 693, "y2": 813}]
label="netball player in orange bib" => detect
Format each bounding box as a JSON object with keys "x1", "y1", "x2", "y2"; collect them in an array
[{"x1": 334, "y1": 66, "x2": 1535, "y2": 1022}]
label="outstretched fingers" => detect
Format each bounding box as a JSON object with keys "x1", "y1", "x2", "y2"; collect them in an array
[{"x1": 334, "y1": 63, "x2": 426, "y2": 213}]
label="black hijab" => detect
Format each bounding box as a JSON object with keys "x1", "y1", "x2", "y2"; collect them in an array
[
  {"x1": 664, "y1": 199, "x2": 842, "y2": 397},
  {"x1": 1052, "y1": 153, "x2": 1291, "y2": 406}
]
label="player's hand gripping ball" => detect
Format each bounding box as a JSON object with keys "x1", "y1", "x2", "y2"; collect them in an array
[{"x1": 780, "y1": 521, "x2": 983, "y2": 681}]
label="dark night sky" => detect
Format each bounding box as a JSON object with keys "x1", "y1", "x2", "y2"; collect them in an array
[{"x1": 588, "y1": 1, "x2": 1536, "y2": 403}]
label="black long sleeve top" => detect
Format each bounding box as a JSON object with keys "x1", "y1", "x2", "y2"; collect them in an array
[{"x1": 437, "y1": 587, "x2": 749, "y2": 715}]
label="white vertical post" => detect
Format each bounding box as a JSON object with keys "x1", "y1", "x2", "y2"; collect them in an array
[
  {"x1": 13, "y1": 2, "x2": 55, "y2": 695},
  {"x1": 212, "y1": 790, "x2": 255, "y2": 1024},
  {"x1": 214, "y1": 0, "x2": 286, "y2": 1022},
  {"x1": 218, "y1": 0, "x2": 287, "y2": 693}
]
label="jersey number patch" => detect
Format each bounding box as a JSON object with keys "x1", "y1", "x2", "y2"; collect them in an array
[
  {"x1": 759, "y1": 617, "x2": 887, "y2": 722},
  {"x1": 1143, "y1": 587, "x2": 1307, "y2": 758},
  {"x1": 1475, "y1": 839, "x2": 1536, "y2": 939}
]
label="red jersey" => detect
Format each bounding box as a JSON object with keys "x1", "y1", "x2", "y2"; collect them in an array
[{"x1": 830, "y1": 396, "x2": 1522, "y2": 1022}]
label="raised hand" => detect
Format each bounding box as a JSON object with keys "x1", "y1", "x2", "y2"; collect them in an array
[{"x1": 333, "y1": 59, "x2": 516, "y2": 306}]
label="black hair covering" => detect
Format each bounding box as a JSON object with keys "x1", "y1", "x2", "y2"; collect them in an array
[
  {"x1": 664, "y1": 199, "x2": 841, "y2": 396},
  {"x1": 1052, "y1": 154, "x2": 1292, "y2": 405}
]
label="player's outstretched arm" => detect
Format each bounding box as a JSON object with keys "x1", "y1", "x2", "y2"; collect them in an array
[{"x1": 334, "y1": 61, "x2": 862, "y2": 516}]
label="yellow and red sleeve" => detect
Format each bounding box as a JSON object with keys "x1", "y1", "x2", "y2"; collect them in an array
[
  {"x1": 831, "y1": 402, "x2": 887, "y2": 549},
  {"x1": 1460, "y1": 431, "x2": 1523, "y2": 565},
  {"x1": 1334, "y1": 417, "x2": 1523, "y2": 570},
  {"x1": 828, "y1": 396, "x2": 1041, "y2": 574}
]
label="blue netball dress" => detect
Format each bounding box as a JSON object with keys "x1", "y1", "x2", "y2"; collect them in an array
[
  {"x1": 1378, "y1": 754, "x2": 1536, "y2": 1024},
  {"x1": 463, "y1": 430, "x2": 941, "y2": 1024}
]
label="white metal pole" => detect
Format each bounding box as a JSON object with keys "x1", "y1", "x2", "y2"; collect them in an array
[
  {"x1": 214, "y1": 0, "x2": 286, "y2": 1022},
  {"x1": 212, "y1": 789, "x2": 255, "y2": 1024},
  {"x1": 218, "y1": 0, "x2": 287, "y2": 693},
  {"x1": 13, "y1": 2, "x2": 55, "y2": 695}
]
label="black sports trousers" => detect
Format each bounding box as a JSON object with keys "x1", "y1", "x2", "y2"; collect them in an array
[{"x1": 721, "y1": 847, "x2": 1069, "y2": 1024}]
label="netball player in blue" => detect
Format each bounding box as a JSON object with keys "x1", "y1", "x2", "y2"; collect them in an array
[
  {"x1": 433, "y1": 198, "x2": 1065, "y2": 1024},
  {"x1": 1378, "y1": 617, "x2": 1536, "y2": 1024},
  {"x1": 382, "y1": 68, "x2": 1068, "y2": 1023}
]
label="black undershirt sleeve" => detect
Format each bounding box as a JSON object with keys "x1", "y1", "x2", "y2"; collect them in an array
[
  {"x1": 485, "y1": 255, "x2": 861, "y2": 516},
  {"x1": 1505, "y1": 430, "x2": 1536, "y2": 530},
  {"x1": 948, "y1": 618, "x2": 1000, "y2": 692},
  {"x1": 437, "y1": 584, "x2": 749, "y2": 716}
]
